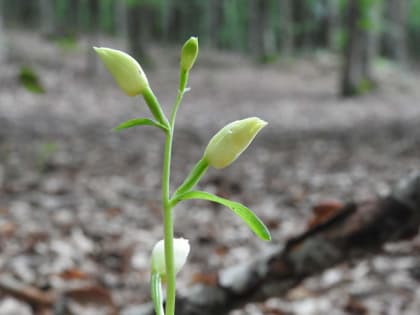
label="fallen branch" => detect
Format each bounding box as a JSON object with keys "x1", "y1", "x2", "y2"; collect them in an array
[{"x1": 139, "y1": 171, "x2": 420, "y2": 315}]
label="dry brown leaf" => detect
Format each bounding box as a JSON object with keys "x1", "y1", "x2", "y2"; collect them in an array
[{"x1": 308, "y1": 200, "x2": 344, "y2": 228}]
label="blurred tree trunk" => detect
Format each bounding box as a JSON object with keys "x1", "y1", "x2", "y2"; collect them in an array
[
  {"x1": 325, "y1": 0, "x2": 340, "y2": 51},
  {"x1": 300, "y1": 0, "x2": 315, "y2": 50},
  {"x1": 249, "y1": 0, "x2": 275, "y2": 62},
  {"x1": 161, "y1": 0, "x2": 181, "y2": 43},
  {"x1": 206, "y1": 0, "x2": 223, "y2": 48},
  {"x1": 279, "y1": 0, "x2": 294, "y2": 56},
  {"x1": 0, "y1": 0, "x2": 7, "y2": 63},
  {"x1": 39, "y1": 0, "x2": 55, "y2": 37},
  {"x1": 52, "y1": 0, "x2": 79, "y2": 37},
  {"x1": 86, "y1": 0, "x2": 100, "y2": 76},
  {"x1": 162, "y1": 0, "x2": 174, "y2": 41},
  {"x1": 68, "y1": 0, "x2": 80, "y2": 35},
  {"x1": 115, "y1": 0, "x2": 128, "y2": 39},
  {"x1": 383, "y1": 0, "x2": 407, "y2": 65},
  {"x1": 367, "y1": 0, "x2": 383, "y2": 68},
  {"x1": 341, "y1": 0, "x2": 376, "y2": 97},
  {"x1": 19, "y1": 0, "x2": 38, "y2": 28},
  {"x1": 126, "y1": 3, "x2": 150, "y2": 64}
]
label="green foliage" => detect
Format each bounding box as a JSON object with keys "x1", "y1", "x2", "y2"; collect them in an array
[
  {"x1": 36, "y1": 141, "x2": 58, "y2": 172},
  {"x1": 357, "y1": 0, "x2": 383, "y2": 32},
  {"x1": 54, "y1": 36, "x2": 78, "y2": 51},
  {"x1": 260, "y1": 53, "x2": 278, "y2": 64},
  {"x1": 18, "y1": 66, "x2": 45, "y2": 94},
  {"x1": 409, "y1": 0, "x2": 420, "y2": 29},
  {"x1": 356, "y1": 78, "x2": 376, "y2": 94},
  {"x1": 125, "y1": 0, "x2": 164, "y2": 8},
  {"x1": 408, "y1": 0, "x2": 420, "y2": 57}
]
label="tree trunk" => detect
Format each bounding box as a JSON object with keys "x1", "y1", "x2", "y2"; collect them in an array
[
  {"x1": 126, "y1": 4, "x2": 150, "y2": 65},
  {"x1": 0, "y1": 0, "x2": 7, "y2": 63},
  {"x1": 279, "y1": 0, "x2": 294, "y2": 56},
  {"x1": 325, "y1": 0, "x2": 340, "y2": 51},
  {"x1": 384, "y1": 0, "x2": 408, "y2": 65},
  {"x1": 134, "y1": 171, "x2": 420, "y2": 315},
  {"x1": 38, "y1": 0, "x2": 55, "y2": 37},
  {"x1": 249, "y1": 0, "x2": 275, "y2": 62},
  {"x1": 341, "y1": 0, "x2": 375, "y2": 97},
  {"x1": 161, "y1": 0, "x2": 173, "y2": 41},
  {"x1": 68, "y1": 0, "x2": 80, "y2": 35},
  {"x1": 367, "y1": 0, "x2": 383, "y2": 69},
  {"x1": 86, "y1": 0, "x2": 100, "y2": 76},
  {"x1": 206, "y1": 0, "x2": 223, "y2": 48}
]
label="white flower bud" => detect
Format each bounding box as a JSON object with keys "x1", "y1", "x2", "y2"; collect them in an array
[
  {"x1": 204, "y1": 117, "x2": 267, "y2": 169},
  {"x1": 93, "y1": 47, "x2": 149, "y2": 96},
  {"x1": 151, "y1": 238, "x2": 190, "y2": 276}
]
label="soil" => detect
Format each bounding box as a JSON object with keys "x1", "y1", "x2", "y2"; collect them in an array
[{"x1": 0, "y1": 31, "x2": 420, "y2": 315}]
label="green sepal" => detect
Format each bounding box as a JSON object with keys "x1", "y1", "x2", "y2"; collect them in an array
[
  {"x1": 113, "y1": 118, "x2": 168, "y2": 132},
  {"x1": 150, "y1": 272, "x2": 165, "y2": 315},
  {"x1": 175, "y1": 191, "x2": 271, "y2": 241}
]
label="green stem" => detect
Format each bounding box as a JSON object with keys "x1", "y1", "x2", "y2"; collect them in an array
[
  {"x1": 170, "y1": 70, "x2": 189, "y2": 126},
  {"x1": 160, "y1": 68, "x2": 190, "y2": 315},
  {"x1": 162, "y1": 128, "x2": 176, "y2": 315},
  {"x1": 172, "y1": 158, "x2": 209, "y2": 199},
  {"x1": 144, "y1": 87, "x2": 169, "y2": 128}
]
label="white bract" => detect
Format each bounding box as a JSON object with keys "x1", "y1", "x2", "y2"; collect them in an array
[{"x1": 151, "y1": 238, "x2": 190, "y2": 276}]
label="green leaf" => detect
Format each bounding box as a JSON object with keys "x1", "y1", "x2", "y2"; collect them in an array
[
  {"x1": 150, "y1": 273, "x2": 164, "y2": 315},
  {"x1": 176, "y1": 191, "x2": 271, "y2": 241},
  {"x1": 113, "y1": 118, "x2": 168, "y2": 132}
]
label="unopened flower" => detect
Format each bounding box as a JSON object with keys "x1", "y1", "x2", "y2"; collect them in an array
[
  {"x1": 151, "y1": 238, "x2": 190, "y2": 276},
  {"x1": 94, "y1": 47, "x2": 149, "y2": 96},
  {"x1": 204, "y1": 117, "x2": 267, "y2": 169},
  {"x1": 180, "y1": 37, "x2": 199, "y2": 72}
]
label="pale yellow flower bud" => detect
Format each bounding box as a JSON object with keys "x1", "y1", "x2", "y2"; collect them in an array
[
  {"x1": 204, "y1": 117, "x2": 267, "y2": 169},
  {"x1": 180, "y1": 37, "x2": 199, "y2": 72},
  {"x1": 151, "y1": 238, "x2": 190, "y2": 276},
  {"x1": 93, "y1": 47, "x2": 149, "y2": 96}
]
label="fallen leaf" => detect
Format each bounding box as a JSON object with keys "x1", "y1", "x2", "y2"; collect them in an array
[
  {"x1": 57, "y1": 268, "x2": 91, "y2": 281},
  {"x1": 190, "y1": 272, "x2": 218, "y2": 286},
  {"x1": 344, "y1": 297, "x2": 368, "y2": 315},
  {"x1": 308, "y1": 200, "x2": 343, "y2": 228}
]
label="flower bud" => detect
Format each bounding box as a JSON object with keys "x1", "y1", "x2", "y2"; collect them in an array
[
  {"x1": 93, "y1": 47, "x2": 149, "y2": 96},
  {"x1": 180, "y1": 37, "x2": 199, "y2": 72},
  {"x1": 151, "y1": 238, "x2": 190, "y2": 276},
  {"x1": 204, "y1": 117, "x2": 267, "y2": 169}
]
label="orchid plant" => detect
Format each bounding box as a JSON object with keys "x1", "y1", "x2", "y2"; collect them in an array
[{"x1": 94, "y1": 37, "x2": 271, "y2": 315}]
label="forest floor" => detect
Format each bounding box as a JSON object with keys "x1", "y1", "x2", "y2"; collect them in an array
[{"x1": 0, "y1": 31, "x2": 420, "y2": 315}]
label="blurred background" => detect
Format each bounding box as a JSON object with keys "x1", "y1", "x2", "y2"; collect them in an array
[{"x1": 0, "y1": 0, "x2": 420, "y2": 314}]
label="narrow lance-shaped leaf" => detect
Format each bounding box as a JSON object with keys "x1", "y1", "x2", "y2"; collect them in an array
[
  {"x1": 175, "y1": 191, "x2": 271, "y2": 241},
  {"x1": 113, "y1": 118, "x2": 168, "y2": 132}
]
